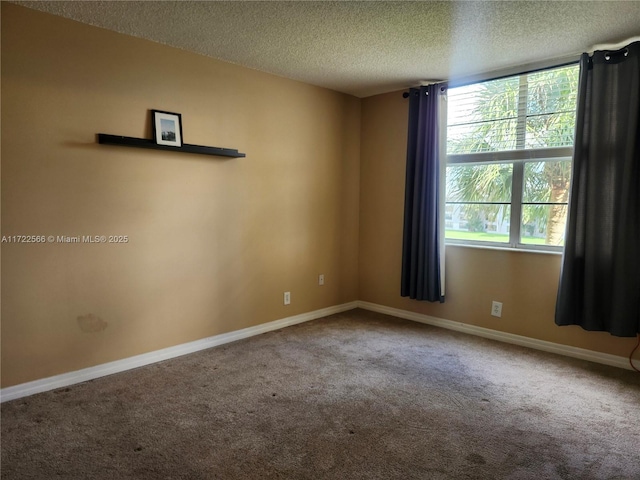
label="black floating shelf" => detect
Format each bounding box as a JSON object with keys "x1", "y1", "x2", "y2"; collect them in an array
[{"x1": 98, "y1": 134, "x2": 245, "y2": 158}]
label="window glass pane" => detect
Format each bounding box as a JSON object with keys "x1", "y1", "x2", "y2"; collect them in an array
[
  {"x1": 446, "y1": 164, "x2": 512, "y2": 203},
  {"x1": 525, "y1": 65, "x2": 579, "y2": 149},
  {"x1": 448, "y1": 119, "x2": 518, "y2": 153},
  {"x1": 521, "y1": 204, "x2": 568, "y2": 246},
  {"x1": 447, "y1": 64, "x2": 579, "y2": 154},
  {"x1": 522, "y1": 160, "x2": 571, "y2": 203},
  {"x1": 447, "y1": 77, "x2": 520, "y2": 154},
  {"x1": 521, "y1": 159, "x2": 570, "y2": 246},
  {"x1": 445, "y1": 204, "x2": 510, "y2": 243}
]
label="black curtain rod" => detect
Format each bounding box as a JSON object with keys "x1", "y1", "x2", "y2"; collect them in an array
[
  {"x1": 401, "y1": 56, "x2": 581, "y2": 97},
  {"x1": 402, "y1": 86, "x2": 446, "y2": 98}
]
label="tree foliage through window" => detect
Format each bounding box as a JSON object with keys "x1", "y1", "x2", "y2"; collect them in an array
[{"x1": 446, "y1": 64, "x2": 578, "y2": 246}]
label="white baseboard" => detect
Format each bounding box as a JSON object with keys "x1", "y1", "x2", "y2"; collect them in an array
[
  {"x1": 357, "y1": 301, "x2": 632, "y2": 371},
  {"x1": 2, "y1": 299, "x2": 631, "y2": 402},
  {"x1": 0, "y1": 301, "x2": 358, "y2": 403}
]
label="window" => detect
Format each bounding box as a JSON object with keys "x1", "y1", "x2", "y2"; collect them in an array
[{"x1": 445, "y1": 64, "x2": 579, "y2": 250}]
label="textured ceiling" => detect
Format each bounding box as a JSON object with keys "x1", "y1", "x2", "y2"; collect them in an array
[{"x1": 11, "y1": 1, "x2": 640, "y2": 97}]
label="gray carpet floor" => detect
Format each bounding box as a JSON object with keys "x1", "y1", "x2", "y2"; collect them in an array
[{"x1": 2, "y1": 308, "x2": 639, "y2": 479}]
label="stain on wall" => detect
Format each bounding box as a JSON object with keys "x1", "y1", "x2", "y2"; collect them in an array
[{"x1": 77, "y1": 314, "x2": 108, "y2": 333}]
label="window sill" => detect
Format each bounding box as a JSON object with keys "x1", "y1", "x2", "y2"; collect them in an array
[{"x1": 445, "y1": 242, "x2": 563, "y2": 255}]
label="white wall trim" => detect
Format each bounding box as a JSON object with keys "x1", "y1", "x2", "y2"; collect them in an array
[
  {"x1": 3, "y1": 299, "x2": 631, "y2": 402},
  {"x1": 357, "y1": 301, "x2": 632, "y2": 371},
  {"x1": 0, "y1": 302, "x2": 358, "y2": 403}
]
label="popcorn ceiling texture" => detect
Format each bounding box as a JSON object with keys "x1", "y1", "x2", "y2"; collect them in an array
[{"x1": 11, "y1": 1, "x2": 640, "y2": 97}]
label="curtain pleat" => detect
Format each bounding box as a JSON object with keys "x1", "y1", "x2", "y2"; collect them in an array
[
  {"x1": 401, "y1": 85, "x2": 445, "y2": 303},
  {"x1": 555, "y1": 42, "x2": 640, "y2": 336}
]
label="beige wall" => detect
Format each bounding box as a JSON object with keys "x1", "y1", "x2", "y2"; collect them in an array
[
  {"x1": 359, "y1": 91, "x2": 637, "y2": 358},
  {"x1": 2, "y1": 4, "x2": 633, "y2": 389},
  {"x1": 1, "y1": 4, "x2": 361, "y2": 387}
]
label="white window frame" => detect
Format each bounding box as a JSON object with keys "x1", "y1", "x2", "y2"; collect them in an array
[{"x1": 444, "y1": 62, "x2": 578, "y2": 253}]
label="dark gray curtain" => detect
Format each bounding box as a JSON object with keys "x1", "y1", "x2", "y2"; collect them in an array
[
  {"x1": 556, "y1": 41, "x2": 640, "y2": 336},
  {"x1": 401, "y1": 85, "x2": 444, "y2": 302}
]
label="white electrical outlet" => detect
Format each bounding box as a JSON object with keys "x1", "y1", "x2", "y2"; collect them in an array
[
  {"x1": 491, "y1": 301, "x2": 503, "y2": 318},
  {"x1": 318, "y1": 274, "x2": 325, "y2": 286},
  {"x1": 284, "y1": 291, "x2": 291, "y2": 305}
]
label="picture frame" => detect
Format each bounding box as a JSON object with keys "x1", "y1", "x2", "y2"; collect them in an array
[{"x1": 152, "y1": 110, "x2": 183, "y2": 147}]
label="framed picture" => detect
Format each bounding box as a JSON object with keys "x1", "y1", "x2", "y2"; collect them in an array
[{"x1": 152, "y1": 110, "x2": 183, "y2": 147}]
